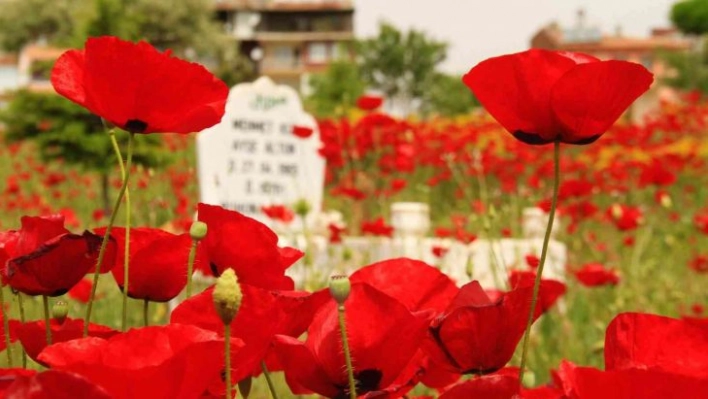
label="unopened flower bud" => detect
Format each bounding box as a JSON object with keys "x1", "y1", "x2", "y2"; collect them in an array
[
  {"x1": 329, "y1": 275, "x2": 351, "y2": 305},
  {"x1": 660, "y1": 194, "x2": 672, "y2": 208},
  {"x1": 610, "y1": 204, "x2": 623, "y2": 219},
  {"x1": 190, "y1": 221, "x2": 208, "y2": 241},
  {"x1": 521, "y1": 369, "x2": 536, "y2": 388},
  {"x1": 52, "y1": 300, "x2": 69, "y2": 325},
  {"x1": 213, "y1": 269, "x2": 242, "y2": 325},
  {"x1": 294, "y1": 199, "x2": 311, "y2": 218}
]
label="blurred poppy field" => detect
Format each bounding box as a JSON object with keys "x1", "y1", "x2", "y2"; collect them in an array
[
  {"x1": 0, "y1": 34, "x2": 707, "y2": 398},
  {"x1": 1, "y1": 89, "x2": 708, "y2": 396}
]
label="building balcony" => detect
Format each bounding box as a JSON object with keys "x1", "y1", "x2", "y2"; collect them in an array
[
  {"x1": 215, "y1": 0, "x2": 354, "y2": 12},
  {"x1": 259, "y1": 58, "x2": 305, "y2": 75},
  {"x1": 253, "y1": 30, "x2": 353, "y2": 42}
]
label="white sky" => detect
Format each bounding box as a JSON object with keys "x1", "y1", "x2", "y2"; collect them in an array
[{"x1": 353, "y1": 0, "x2": 677, "y2": 74}]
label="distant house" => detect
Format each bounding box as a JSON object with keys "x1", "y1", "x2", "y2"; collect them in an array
[
  {"x1": 214, "y1": 0, "x2": 355, "y2": 93},
  {"x1": 16, "y1": 44, "x2": 66, "y2": 93},
  {"x1": 0, "y1": 52, "x2": 19, "y2": 107},
  {"x1": 531, "y1": 9, "x2": 693, "y2": 121}
]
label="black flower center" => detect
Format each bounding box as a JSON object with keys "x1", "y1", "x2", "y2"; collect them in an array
[
  {"x1": 125, "y1": 119, "x2": 148, "y2": 133},
  {"x1": 334, "y1": 369, "x2": 383, "y2": 398}
]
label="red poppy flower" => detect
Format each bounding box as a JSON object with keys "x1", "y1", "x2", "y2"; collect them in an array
[
  {"x1": 604, "y1": 312, "x2": 708, "y2": 379},
  {"x1": 694, "y1": 213, "x2": 708, "y2": 234},
  {"x1": 356, "y1": 94, "x2": 384, "y2": 111},
  {"x1": 574, "y1": 263, "x2": 620, "y2": 287},
  {"x1": 51, "y1": 36, "x2": 228, "y2": 134},
  {"x1": 197, "y1": 203, "x2": 301, "y2": 290},
  {"x1": 38, "y1": 324, "x2": 237, "y2": 399},
  {"x1": 67, "y1": 278, "x2": 93, "y2": 303},
  {"x1": 525, "y1": 254, "x2": 540, "y2": 269},
  {"x1": 0, "y1": 368, "x2": 38, "y2": 395},
  {"x1": 17, "y1": 318, "x2": 118, "y2": 365},
  {"x1": 361, "y1": 217, "x2": 394, "y2": 237},
  {"x1": 438, "y1": 374, "x2": 518, "y2": 399},
  {"x1": 95, "y1": 227, "x2": 195, "y2": 302},
  {"x1": 261, "y1": 205, "x2": 295, "y2": 224},
  {"x1": 606, "y1": 204, "x2": 643, "y2": 231},
  {"x1": 349, "y1": 258, "x2": 458, "y2": 314},
  {"x1": 463, "y1": 49, "x2": 652, "y2": 145},
  {"x1": 3, "y1": 369, "x2": 113, "y2": 398},
  {"x1": 639, "y1": 161, "x2": 676, "y2": 187},
  {"x1": 1, "y1": 215, "x2": 116, "y2": 296},
  {"x1": 689, "y1": 255, "x2": 708, "y2": 273},
  {"x1": 274, "y1": 283, "x2": 430, "y2": 398},
  {"x1": 328, "y1": 223, "x2": 346, "y2": 244},
  {"x1": 431, "y1": 245, "x2": 448, "y2": 258},
  {"x1": 562, "y1": 366, "x2": 708, "y2": 399},
  {"x1": 0, "y1": 309, "x2": 20, "y2": 353},
  {"x1": 171, "y1": 282, "x2": 328, "y2": 384},
  {"x1": 292, "y1": 125, "x2": 314, "y2": 139},
  {"x1": 424, "y1": 280, "x2": 563, "y2": 374}
]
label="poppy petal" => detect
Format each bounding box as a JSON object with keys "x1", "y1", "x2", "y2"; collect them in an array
[
  {"x1": 551, "y1": 60, "x2": 653, "y2": 143},
  {"x1": 463, "y1": 49, "x2": 577, "y2": 142}
]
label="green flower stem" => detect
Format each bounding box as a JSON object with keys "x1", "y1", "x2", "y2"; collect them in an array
[
  {"x1": 42, "y1": 296, "x2": 51, "y2": 346},
  {"x1": 337, "y1": 304, "x2": 356, "y2": 399},
  {"x1": 16, "y1": 293, "x2": 26, "y2": 368},
  {"x1": 109, "y1": 131, "x2": 132, "y2": 332},
  {"x1": 225, "y1": 324, "x2": 232, "y2": 399},
  {"x1": 260, "y1": 360, "x2": 279, "y2": 399},
  {"x1": 0, "y1": 285, "x2": 12, "y2": 367},
  {"x1": 185, "y1": 241, "x2": 198, "y2": 298},
  {"x1": 84, "y1": 132, "x2": 135, "y2": 337},
  {"x1": 518, "y1": 140, "x2": 561, "y2": 383},
  {"x1": 143, "y1": 299, "x2": 149, "y2": 327}
]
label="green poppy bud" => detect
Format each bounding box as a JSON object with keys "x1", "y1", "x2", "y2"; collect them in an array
[
  {"x1": 293, "y1": 198, "x2": 311, "y2": 218},
  {"x1": 52, "y1": 300, "x2": 69, "y2": 325},
  {"x1": 329, "y1": 275, "x2": 351, "y2": 305},
  {"x1": 189, "y1": 221, "x2": 208, "y2": 241},
  {"x1": 213, "y1": 269, "x2": 242, "y2": 325}
]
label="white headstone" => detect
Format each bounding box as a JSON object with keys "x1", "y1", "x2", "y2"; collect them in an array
[{"x1": 196, "y1": 76, "x2": 325, "y2": 225}]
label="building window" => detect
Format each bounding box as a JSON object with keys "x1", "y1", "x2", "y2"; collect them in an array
[
  {"x1": 272, "y1": 45, "x2": 297, "y2": 67},
  {"x1": 308, "y1": 42, "x2": 328, "y2": 63}
]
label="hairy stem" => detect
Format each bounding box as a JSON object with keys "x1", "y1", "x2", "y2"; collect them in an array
[
  {"x1": 338, "y1": 304, "x2": 357, "y2": 399},
  {"x1": 42, "y1": 296, "x2": 51, "y2": 346},
  {"x1": 85, "y1": 132, "x2": 135, "y2": 337},
  {"x1": 518, "y1": 140, "x2": 561, "y2": 383}
]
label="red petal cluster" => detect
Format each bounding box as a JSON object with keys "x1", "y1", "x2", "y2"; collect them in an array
[{"x1": 51, "y1": 36, "x2": 228, "y2": 134}]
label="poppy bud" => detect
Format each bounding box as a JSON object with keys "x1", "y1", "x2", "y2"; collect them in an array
[
  {"x1": 659, "y1": 193, "x2": 672, "y2": 208},
  {"x1": 52, "y1": 300, "x2": 69, "y2": 325},
  {"x1": 521, "y1": 369, "x2": 536, "y2": 388},
  {"x1": 610, "y1": 204, "x2": 623, "y2": 219},
  {"x1": 189, "y1": 221, "x2": 208, "y2": 241},
  {"x1": 329, "y1": 275, "x2": 351, "y2": 305},
  {"x1": 342, "y1": 247, "x2": 353, "y2": 261},
  {"x1": 293, "y1": 199, "x2": 311, "y2": 218},
  {"x1": 213, "y1": 269, "x2": 242, "y2": 325}
]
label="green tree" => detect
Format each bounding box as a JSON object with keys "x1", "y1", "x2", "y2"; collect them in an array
[
  {"x1": 306, "y1": 59, "x2": 365, "y2": 117},
  {"x1": 357, "y1": 21, "x2": 448, "y2": 115},
  {"x1": 421, "y1": 72, "x2": 479, "y2": 117},
  {"x1": 0, "y1": 90, "x2": 172, "y2": 212},
  {"x1": 0, "y1": 0, "x2": 77, "y2": 51},
  {"x1": 671, "y1": 0, "x2": 708, "y2": 35}
]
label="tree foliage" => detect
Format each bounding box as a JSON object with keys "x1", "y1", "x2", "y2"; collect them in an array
[
  {"x1": 0, "y1": 0, "x2": 77, "y2": 52},
  {"x1": 421, "y1": 72, "x2": 479, "y2": 118},
  {"x1": 661, "y1": 51, "x2": 708, "y2": 93},
  {"x1": 307, "y1": 21, "x2": 473, "y2": 118},
  {"x1": 306, "y1": 59, "x2": 365, "y2": 117},
  {"x1": 357, "y1": 22, "x2": 448, "y2": 115},
  {"x1": 0, "y1": 90, "x2": 172, "y2": 209},
  {"x1": 671, "y1": 0, "x2": 708, "y2": 35}
]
